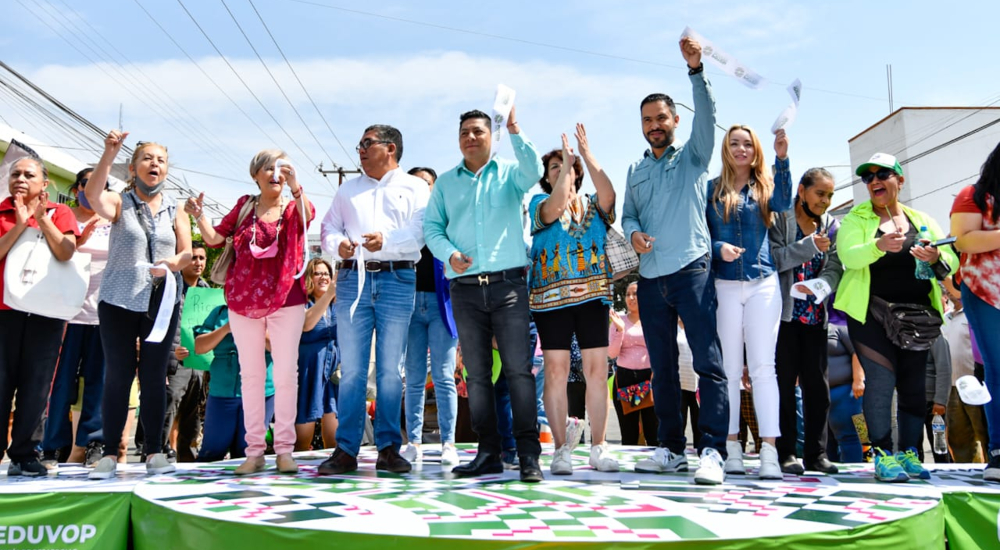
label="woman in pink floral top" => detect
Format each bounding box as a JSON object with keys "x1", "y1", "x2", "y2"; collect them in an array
[
  {"x1": 188, "y1": 149, "x2": 314, "y2": 476},
  {"x1": 608, "y1": 282, "x2": 657, "y2": 446}
]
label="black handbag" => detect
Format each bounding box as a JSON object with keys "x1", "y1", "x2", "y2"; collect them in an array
[{"x1": 868, "y1": 296, "x2": 942, "y2": 351}]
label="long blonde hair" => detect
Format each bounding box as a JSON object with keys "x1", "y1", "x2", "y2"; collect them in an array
[{"x1": 713, "y1": 125, "x2": 775, "y2": 228}]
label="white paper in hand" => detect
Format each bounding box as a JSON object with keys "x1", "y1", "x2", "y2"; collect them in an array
[
  {"x1": 790, "y1": 278, "x2": 831, "y2": 303},
  {"x1": 492, "y1": 84, "x2": 516, "y2": 141},
  {"x1": 136, "y1": 261, "x2": 177, "y2": 343},
  {"x1": 680, "y1": 27, "x2": 764, "y2": 89},
  {"x1": 772, "y1": 79, "x2": 803, "y2": 134}
]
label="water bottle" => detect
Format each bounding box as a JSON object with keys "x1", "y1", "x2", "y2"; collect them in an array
[
  {"x1": 914, "y1": 226, "x2": 935, "y2": 280},
  {"x1": 931, "y1": 414, "x2": 947, "y2": 455}
]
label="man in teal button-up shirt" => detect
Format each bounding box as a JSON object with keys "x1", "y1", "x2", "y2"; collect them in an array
[
  {"x1": 624, "y1": 37, "x2": 730, "y2": 486},
  {"x1": 424, "y1": 107, "x2": 545, "y2": 482}
]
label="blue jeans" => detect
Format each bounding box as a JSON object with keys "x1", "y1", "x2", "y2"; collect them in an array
[
  {"x1": 962, "y1": 283, "x2": 1000, "y2": 451},
  {"x1": 636, "y1": 254, "x2": 728, "y2": 455},
  {"x1": 533, "y1": 356, "x2": 545, "y2": 421},
  {"x1": 198, "y1": 394, "x2": 274, "y2": 462},
  {"x1": 449, "y1": 274, "x2": 540, "y2": 457},
  {"x1": 43, "y1": 324, "x2": 104, "y2": 451},
  {"x1": 828, "y1": 384, "x2": 863, "y2": 462},
  {"x1": 334, "y1": 268, "x2": 415, "y2": 456},
  {"x1": 403, "y1": 291, "x2": 458, "y2": 444}
]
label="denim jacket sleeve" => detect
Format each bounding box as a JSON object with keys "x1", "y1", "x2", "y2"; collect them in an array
[{"x1": 768, "y1": 157, "x2": 794, "y2": 213}]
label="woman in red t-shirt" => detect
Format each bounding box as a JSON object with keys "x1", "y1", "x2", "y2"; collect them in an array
[
  {"x1": 951, "y1": 141, "x2": 1000, "y2": 483},
  {"x1": 0, "y1": 157, "x2": 79, "y2": 476},
  {"x1": 188, "y1": 149, "x2": 314, "y2": 476}
]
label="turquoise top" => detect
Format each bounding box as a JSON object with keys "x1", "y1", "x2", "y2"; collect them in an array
[
  {"x1": 424, "y1": 132, "x2": 544, "y2": 278},
  {"x1": 194, "y1": 305, "x2": 274, "y2": 399},
  {"x1": 528, "y1": 193, "x2": 613, "y2": 311}
]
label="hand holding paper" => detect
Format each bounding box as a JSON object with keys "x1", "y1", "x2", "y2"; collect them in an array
[
  {"x1": 772, "y1": 79, "x2": 803, "y2": 134},
  {"x1": 790, "y1": 278, "x2": 831, "y2": 303},
  {"x1": 679, "y1": 35, "x2": 702, "y2": 68}
]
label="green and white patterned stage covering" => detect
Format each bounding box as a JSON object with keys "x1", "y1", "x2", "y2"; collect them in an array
[{"x1": 2, "y1": 444, "x2": 997, "y2": 549}]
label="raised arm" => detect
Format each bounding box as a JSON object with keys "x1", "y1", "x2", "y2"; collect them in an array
[
  {"x1": 86, "y1": 130, "x2": 126, "y2": 222},
  {"x1": 769, "y1": 130, "x2": 793, "y2": 213},
  {"x1": 303, "y1": 289, "x2": 336, "y2": 332},
  {"x1": 681, "y1": 37, "x2": 716, "y2": 167},
  {"x1": 507, "y1": 106, "x2": 545, "y2": 194},
  {"x1": 576, "y1": 123, "x2": 615, "y2": 216},
  {"x1": 537, "y1": 134, "x2": 576, "y2": 225}
]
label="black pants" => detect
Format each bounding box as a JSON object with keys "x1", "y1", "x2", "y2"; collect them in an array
[
  {"x1": 0, "y1": 310, "x2": 66, "y2": 462},
  {"x1": 776, "y1": 321, "x2": 830, "y2": 460},
  {"x1": 681, "y1": 389, "x2": 701, "y2": 446},
  {"x1": 612, "y1": 367, "x2": 658, "y2": 446},
  {"x1": 449, "y1": 276, "x2": 540, "y2": 457},
  {"x1": 567, "y1": 380, "x2": 586, "y2": 420},
  {"x1": 98, "y1": 301, "x2": 179, "y2": 458},
  {"x1": 163, "y1": 366, "x2": 204, "y2": 461}
]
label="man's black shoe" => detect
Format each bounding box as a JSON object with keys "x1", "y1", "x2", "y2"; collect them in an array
[
  {"x1": 805, "y1": 455, "x2": 839, "y2": 474},
  {"x1": 15, "y1": 459, "x2": 48, "y2": 477},
  {"x1": 376, "y1": 446, "x2": 412, "y2": 473},
  {"x1": 317, "y1": 448, "x2": 358, "y2": 475},
  {"x1": 451, "y1": 452, "x2": 503, "y2": 477},
  {"x1": 519, "y1": 455, "x2": 543, "y2": 483}
]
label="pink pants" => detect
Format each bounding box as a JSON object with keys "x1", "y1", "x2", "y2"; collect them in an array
[{"x1": 229, "y1": 305, "x2": 305, "y2": 456}]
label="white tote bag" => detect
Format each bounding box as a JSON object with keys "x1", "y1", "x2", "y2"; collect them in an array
[{"x1": 3, "y1": 226, "x2": 91, "y2": 320}]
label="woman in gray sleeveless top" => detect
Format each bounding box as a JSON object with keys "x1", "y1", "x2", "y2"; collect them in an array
[{"x1": 83, "y1": 130, "x2": 192, "y2": 480}]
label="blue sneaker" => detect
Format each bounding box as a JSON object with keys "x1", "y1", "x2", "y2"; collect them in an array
[
  {"x1": 874, "y1": 448, "x2": 908, "y2": 482},
  {"x1": 895, "y1": 448, "x2": 931, "y2": 480}
]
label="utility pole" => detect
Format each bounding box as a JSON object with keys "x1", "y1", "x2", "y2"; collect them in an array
[{"x1": 317, "y1": 162, "x2": 362, "y2": 186}]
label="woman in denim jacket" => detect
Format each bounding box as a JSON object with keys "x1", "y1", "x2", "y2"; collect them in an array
[
  {"x1": 769, "y1": 167, "x2": 844, "y2": 474},
  {"x1": 706, "y1": 126, "x2": 792, "y2": 479}
]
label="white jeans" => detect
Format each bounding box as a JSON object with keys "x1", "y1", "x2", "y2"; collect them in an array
[{"x1": 715, "y1": 273, "x2": 781, "y2": 437}]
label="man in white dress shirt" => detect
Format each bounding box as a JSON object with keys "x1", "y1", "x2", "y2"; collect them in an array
[{"x1": 317, "y1": 124, "x2": 430, "y2": 474}]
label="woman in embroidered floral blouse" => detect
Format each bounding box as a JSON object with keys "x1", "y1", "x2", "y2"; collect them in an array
[
  {"x1": 528, "y1": 124, "x2": 618, "y2": 475},
  {"x1": 188, "y1": 149, "x2": 314, "y2": 476}
]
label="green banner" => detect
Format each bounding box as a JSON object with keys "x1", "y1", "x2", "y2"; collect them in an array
[
  {"x1": 0, "y1": 492, "x2": 130, "y2": 550},
  {"x1": 943, "y1": 491, "x2": 1000, "y2": 550},
  {"x1": 179, "y1": 287, "x2": 226, "y2": 371}
]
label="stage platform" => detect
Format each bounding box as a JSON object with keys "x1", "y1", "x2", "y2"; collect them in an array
[{"x1": 2, "y1": 444, "x2": 997, "y2": 549}]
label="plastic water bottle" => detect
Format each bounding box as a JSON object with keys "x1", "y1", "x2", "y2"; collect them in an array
[
  {"x1": 931, "y1": 414, "x2": 947, "y2": 455},
  {"x1": 914, "y1": 226, "x2": 935, "y2": 280}
]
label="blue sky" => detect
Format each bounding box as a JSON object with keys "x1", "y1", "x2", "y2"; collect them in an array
[{"x1": 3, "y1": 0, "x2": 999, "y2": 223}]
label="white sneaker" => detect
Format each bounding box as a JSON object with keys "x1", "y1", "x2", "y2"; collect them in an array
[
  {"x1": 635, "y1": 447, "x2": 688, "y2": 473},
  {"x1": 694, "y1": 448, "x2": 725, "y2": 485},
  {"x1": 89, "y1": 457, "x2": 117, "y2": 480},
  {"x1": 565, "y1": 417, "x2": 585, "y2": 450},
  {"x1": 551, "y1": 444, "x2": 573, "y2": 475},
  {"x1": 440, "y1": 444, "x2": 459, "y2": 466},
  {"x1": 724, "y1": 440, "x2": 746, "y2": 474},
  {"x1": 401, "y1": 443, "x2": 422, "y2": 463},
  {"x1": 758, "y1": 442, "x2": 782, "y2": 480},
  {"x1": 589, "y1": 444, "x2": 620, "y2": 472},
  {"x1": 146, "y1": 453, "x2": 176, "y2": 475}
]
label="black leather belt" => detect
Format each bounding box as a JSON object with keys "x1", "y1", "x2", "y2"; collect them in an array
[
  {"x1": 339, "y1": 260, "x2": 414, "y2": 272},
  {"x1": 453, "y1": 267, "x2": 525, "y2": 286}
]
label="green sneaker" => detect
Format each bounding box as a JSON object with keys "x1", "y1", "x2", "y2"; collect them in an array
[
  {"x1": 895, "y1": 448, "x2": 931, "y2": 480},
  {"x1": 874, "y1": 448, "x2": 908, "y2": 482}
]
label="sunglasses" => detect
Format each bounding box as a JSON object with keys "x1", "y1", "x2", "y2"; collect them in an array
[
  {"x1": 861, "y1": 168, "x2": 897, "y2": 185},
  {"x1": 356, "y1": 139, "x2": 390, "y2": 153}
]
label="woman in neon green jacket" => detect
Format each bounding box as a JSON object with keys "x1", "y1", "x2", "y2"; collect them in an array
[{"x1": 834, "y1": 153, "x2": 957, "y2": 483}]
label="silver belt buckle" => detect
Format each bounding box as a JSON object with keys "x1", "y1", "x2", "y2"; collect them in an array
[
  {"x1": 477, "y1": 273, "x2": 490, "y2": 286},
  {"x1": 365, "y1": 261, "x2": 382, "y2": 272}
]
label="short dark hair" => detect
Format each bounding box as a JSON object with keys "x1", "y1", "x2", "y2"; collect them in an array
[
  {"x1": 539, "y1": 149, "x2": 584, "y2": 194},
  {"x1": 191, "y1": 240, "x2": 206, "y2": 253},
  {"x1": 408, "y1": 166, "x2": 437, "y2": 182},
  {"x1": 640, "y1": 93, "x2": 677, "y2": 116},
  {"x1": 364, "y1": 124, "x2": 403, "y2": 162},
  {"x1": 459, "y1": 110, "x2": 491, "y2": 131},
  {"x1": 799, "y1": 167, "x2": 835, "y2": 190},
  {"x1": 69, "y1": 167, "x2": 94, "y2": 192}
]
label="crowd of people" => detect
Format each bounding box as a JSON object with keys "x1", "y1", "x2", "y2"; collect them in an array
[{"x1": 1, "y1": 35, "x2": 999, "y2": 487}]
